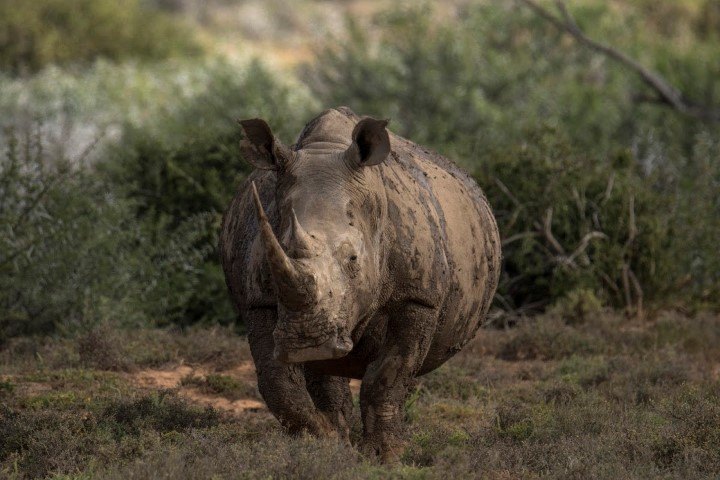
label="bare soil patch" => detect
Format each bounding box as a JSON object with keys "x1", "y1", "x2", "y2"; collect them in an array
[{"x1": 125, "y1": 361, "x2": 268, "y2": 415}]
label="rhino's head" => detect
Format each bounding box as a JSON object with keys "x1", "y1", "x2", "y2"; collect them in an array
[{"x1": 240, "y1": 115, "x2": 391, "y2": 363}]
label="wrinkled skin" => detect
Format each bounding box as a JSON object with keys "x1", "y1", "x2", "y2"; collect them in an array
[{"x1": 220, "y1": 107, "x2": 500, "y2": 461}]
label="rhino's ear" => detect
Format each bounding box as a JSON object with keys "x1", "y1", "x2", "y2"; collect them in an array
[
  {"x1": 346, "y1": 117, "x2": 390, "y2": 167},
  {"x1": 238, "y1": 118, "x2": 291, "y2": 171}
]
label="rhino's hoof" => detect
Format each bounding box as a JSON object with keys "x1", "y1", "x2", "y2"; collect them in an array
[{"x1": 359, "y1": 435, "x2": 405, "y2": 464}]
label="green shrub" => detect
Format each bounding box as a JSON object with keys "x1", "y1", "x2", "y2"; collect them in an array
[
  {"x1": 0, "y1": 59, "x2": 320, "y2": 335},
  {"x1": 0, "y1": 125, "x2": 220, "y2": 341},
  {"x1": 477, "y1": 128, "x2": 673, "y2": 311},
  {"x1": 103, "y1": 392, "x2": 219, "y2": 437},
  {"x1": 0, "y1": 0, "x2": 201, "y2": 74},
  {"x1": 549, "y1": 289, "x2": 604, "y2": 325},
  {"x1": 304, "y1": 2, "x2": 720, "y2": 311}
]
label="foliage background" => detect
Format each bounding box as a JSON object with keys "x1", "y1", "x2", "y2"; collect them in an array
[{"x1": 1, "y1": 0, "x2": 719, "y2": 338}]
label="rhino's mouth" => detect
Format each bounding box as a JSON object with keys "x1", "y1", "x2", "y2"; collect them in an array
[
  {"x1": 273, "y1": 335, "x2": 353, "y2": 363},
  {"x1": 272, "y1": 319, "x2": 353, "y2": 363}
]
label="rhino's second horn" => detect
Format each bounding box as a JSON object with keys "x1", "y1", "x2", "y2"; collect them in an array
[{"x1": 289, "y1": 208, "x2": 314, "y2": 258}]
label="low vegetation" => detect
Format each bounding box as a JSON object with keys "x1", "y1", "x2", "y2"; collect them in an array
[{"x1": 1, "y1": 311, "x2": 719, "y2": 478}]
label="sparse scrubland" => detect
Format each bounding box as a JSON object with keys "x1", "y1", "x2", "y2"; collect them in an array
[
  {"x1": 2, "y1": 311, "x2": 720, "y2": 478},
  {"x1": 1, "y1": 0, "x2": 719, "y2": 478}
]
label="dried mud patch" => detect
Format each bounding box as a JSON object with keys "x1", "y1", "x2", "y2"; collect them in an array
[{"x1": 124, "y1": 362, "x2": 269, "y2": 416}]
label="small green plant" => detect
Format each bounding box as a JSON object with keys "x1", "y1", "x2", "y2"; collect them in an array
[
  {"x1": 495, "y1": 402, "x2": 535, "y2": 442},
  {"x1": 549, "y1": 289, "x2": 604, "y2": 325},
  {"x1": 0, "y1": 379, "x2": 13, "y2": 396}
]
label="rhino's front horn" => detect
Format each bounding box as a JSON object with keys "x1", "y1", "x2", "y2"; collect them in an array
[{"x1": 251, "y1": 182, "x2": 313, "y2": 310}]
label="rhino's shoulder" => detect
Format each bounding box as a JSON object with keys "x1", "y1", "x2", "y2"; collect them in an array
[{"x1": 386, "y1": 134, "x2": 489, "y2": 205}]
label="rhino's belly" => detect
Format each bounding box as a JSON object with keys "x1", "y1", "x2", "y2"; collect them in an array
[
  {"x1": 304, "y1": 355, "x2": 368, "y2": 380},
  {"x1": 418, "y1": 319, "x2": 484, "y2": 376}
]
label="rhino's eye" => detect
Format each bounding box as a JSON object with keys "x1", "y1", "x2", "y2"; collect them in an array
[{"x1": 344, "y1": 251, "x2": 360, "y2": 278}]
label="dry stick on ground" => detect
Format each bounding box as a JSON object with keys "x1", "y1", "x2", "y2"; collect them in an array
[{"x1": 519, "y1": 0, "x2": 720, "y2": 123}]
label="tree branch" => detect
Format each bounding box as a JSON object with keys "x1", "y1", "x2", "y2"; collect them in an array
[
  {"x1": 566, "y1": 231, "x2": 607, "y2": 265},
  {"x1": 519, "y1": 0, "x2": 720, "y2": 122},
  {"x1": 541, "y1": 207, "x2": 565, "y2": 256}
]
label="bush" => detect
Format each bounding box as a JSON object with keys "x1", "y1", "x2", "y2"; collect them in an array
[
  {"x1": 477, "y1": 128, "x2": 672, "y2": 312},
  {"x1": 304, "y1": 2, "x2": 720, "y2": 312},
  {"x1": 77, "y1": 325, "x2": 134, "y2": 372},
  {"x1": 103, "y1": 393, "x2": 219, "y2": 436},
  {"x1": 497, "y1": 317, "x2": 605, "y2": 361},
  {"x1": 0, "y1": 125, "x2": 219, "y2": 341},
  {"x1": 0, "y1": 59, "x2": 320, "y2": 335},
  {"x1": 0, "y1": 392, "x2": 218, "y2": 479},
  {"x1": 0, "y1": 0, "x2": 201, "y2": 74}
]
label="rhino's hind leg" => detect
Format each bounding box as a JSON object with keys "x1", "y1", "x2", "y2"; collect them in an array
[
  {"x1": 305, "y1": 371, "x2": 354, "y2": 442},
  {"x1": 360, "y1": 303, "x2": 439, "y2": 462},
  {"x1": 247, "y1": 310, "x2": 337, "y2": 437}
]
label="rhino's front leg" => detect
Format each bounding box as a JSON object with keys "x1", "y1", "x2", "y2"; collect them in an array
[
  {"x1": 246, "y1": 310, "x2": 337, "y2": 436},
  {"x1": 359, "y1": 303, "x2": 439, "y2": 462},
  {"x1": 305, "y1": 370, "x2": 354, "y2": 442}
]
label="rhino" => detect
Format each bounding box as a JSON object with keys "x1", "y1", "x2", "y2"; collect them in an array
[{"x1": 220, "y1": 106, "x2": 500, "y2": 460}]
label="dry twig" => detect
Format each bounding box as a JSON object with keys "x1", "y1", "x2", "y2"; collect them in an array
[
  {"x1": 531, "y1": 207, "x2": 606, "y2": 268},
  {"x1": 566, "y1": 231, "x2": 607, "y2": 265},
  {"x1": 542, "y1": 207, "x2": 566, "y2": 256}
]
